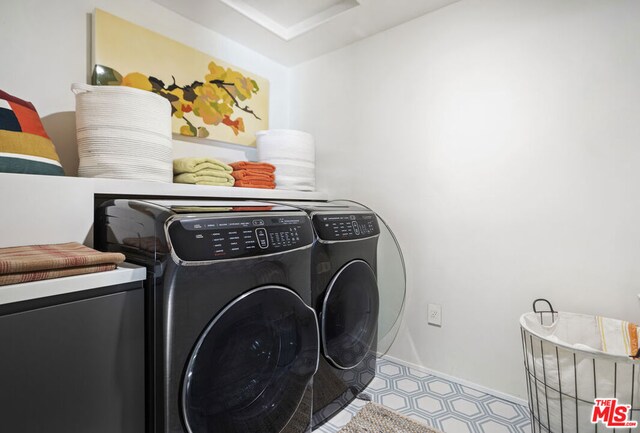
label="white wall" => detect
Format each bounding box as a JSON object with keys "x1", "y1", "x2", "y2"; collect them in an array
[
  {"x1": 291, "y1": 0, "x2": 640, "y2": 398},
  {"x1": 0, "y1": 0, "x2": 291, "y2": 175},
  {"x1": 4, "y1": 0, "x2": 640, "y2": 401}
]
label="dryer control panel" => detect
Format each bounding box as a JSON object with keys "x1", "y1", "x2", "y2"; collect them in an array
[
  {"x1": 312, "y1": 212, "x2": 380, "y2": 241},
  {"x1": 167, "y1": 213, "x2": 314, "y2": 262}
]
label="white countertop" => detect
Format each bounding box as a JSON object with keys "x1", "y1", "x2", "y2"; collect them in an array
[{"x1": 0, "y1": 263, "x2": 147, "y2": 306}]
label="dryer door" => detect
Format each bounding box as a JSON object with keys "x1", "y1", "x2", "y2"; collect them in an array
[
  {"x1": 321, "y1": 259, "x2": 380, "y2": 369},
  {"x1": 182, "y1": 286, "x2": 319, "y2": 433},
  {"x1": 326, "y1": 200, "x2": 407, "y2": 358}
]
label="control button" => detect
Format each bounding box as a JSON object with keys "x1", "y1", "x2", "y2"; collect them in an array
[
  {"x1": 195, "y1": 234, "x2": 204, "y2": 239},
  {"x1": 256, "y1": 228, "x2": 269, "y2": 249},
  {"x1": 352, "y1": 221, "x2": 360, "y2": 235},
  {"x1": 253, "y1": 219, "x2": 265, "y2": 226}
]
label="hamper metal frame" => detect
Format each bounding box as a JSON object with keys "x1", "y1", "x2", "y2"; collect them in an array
[{"x1": 521, "y1": 299, "x2": 640, "y2": 433}]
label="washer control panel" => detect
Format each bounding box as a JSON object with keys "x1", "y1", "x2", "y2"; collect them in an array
[
  {"x1": 312, "y1": 212, "x2": 380, "y2": 241},
  {"x1": 168, "y1": 212, "x2": 313, "y2": 261}
]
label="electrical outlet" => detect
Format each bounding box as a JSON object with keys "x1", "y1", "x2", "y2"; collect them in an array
[{"x1": 428, "y1": 304, "x2": 442, "y2": 326}]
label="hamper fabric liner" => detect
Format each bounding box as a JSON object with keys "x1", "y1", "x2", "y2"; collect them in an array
[
  {"x1": 72, "y1": 83, "x2": 172, "y2": 183},
  {"x1": 521, "y1": 311, "x2": 640, "y2": 432}
]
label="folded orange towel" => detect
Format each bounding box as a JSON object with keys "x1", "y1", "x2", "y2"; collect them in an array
[
  {"x1": 230, "y1": 161, "x2": 276, "y2": 173},
  {"x1": 234, "y1": 179, "x2": 276, "y2": 189},
  {"x1": 231, "y1": 170, "x2": 275, "y2": 181}
]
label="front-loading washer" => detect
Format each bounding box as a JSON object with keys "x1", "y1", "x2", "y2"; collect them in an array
[
  {"x1": 95, "y1": 199, "x2": 319, "y2": 433},
  {"x1": 278, "y1": 202, "x2": 381, "y2": 428}
]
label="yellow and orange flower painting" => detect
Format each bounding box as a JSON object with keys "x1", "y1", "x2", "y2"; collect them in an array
[{"x1": 92, "y1": 9, "x2": 269, "y2": 146}]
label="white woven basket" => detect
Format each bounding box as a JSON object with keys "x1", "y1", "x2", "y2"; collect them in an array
[
  {"x1": 256, "y1": 129, "x2": 316, "y2": 191},
  {"x1": 72, "y1": 83, "x2": 173, "y2": 183}
]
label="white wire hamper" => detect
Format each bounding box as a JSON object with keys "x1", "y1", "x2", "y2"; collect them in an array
[{"x1": 520, "y1": 300, "x2": 640, "y2": 433}]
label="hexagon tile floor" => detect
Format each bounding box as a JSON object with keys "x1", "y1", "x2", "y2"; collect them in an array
[{"x1": 314, "y1": 357, "x2": 531, "y2": 433}]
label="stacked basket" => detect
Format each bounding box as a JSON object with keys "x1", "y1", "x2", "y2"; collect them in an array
[
  {"x1": 72, "y1": 83, "x2": 173, "y2": 183},
  {"x1": 256, "y1": 130, "x2": 315, "y2": 191}
]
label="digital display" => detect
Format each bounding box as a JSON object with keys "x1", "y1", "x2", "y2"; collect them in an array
[{"x1": 312, "y1": 212, "x2": 380, "y2": 241}]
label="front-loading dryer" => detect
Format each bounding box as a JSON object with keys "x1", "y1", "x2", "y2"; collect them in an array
[
  {"x1": 280, "y1": 202, "x2": 381, "y2": 428},
  {"x1": 95, "y1": 199, "x2": 319, "y2": 433}
]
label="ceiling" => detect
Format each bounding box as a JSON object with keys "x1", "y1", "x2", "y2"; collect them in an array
[{"x1": 152, "y1": 0, "x2": 462, "y2": 66}]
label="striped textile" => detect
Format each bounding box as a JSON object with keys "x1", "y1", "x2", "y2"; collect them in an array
[
  {"x1": 0, "y1": 242, "x2": 125, "y2": 286},
  {"x1": 597, "y1": 315, "x2": 640, "y2": 357},
  {"x1": 0, "y1": 264, "x2": 117, "y2": 286},
  {"x1": 0, "y1": 90, "x2": 64, "y2": 176}
]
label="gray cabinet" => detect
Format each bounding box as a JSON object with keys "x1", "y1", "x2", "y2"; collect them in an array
[{"x1": 0, "y1": 283, "x2": 145, "y2": 433}]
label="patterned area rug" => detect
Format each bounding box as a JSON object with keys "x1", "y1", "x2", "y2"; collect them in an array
[{"x1": 338, "y1": 402, "x2": 442, "y2": 433}]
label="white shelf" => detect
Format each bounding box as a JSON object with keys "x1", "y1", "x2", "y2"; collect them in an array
[
  {"x1": 92, "y1": 177, "x2": 327, "y2": 200},
  {"x1": 0, "y1": 172, "x2": 326, "y2": 201},
  {"x1": 1, "y1": 172, "x2": 327, "y2": 247},
  {"x1": 0, "y1": 263, "x2": 147, "y2": 306}
]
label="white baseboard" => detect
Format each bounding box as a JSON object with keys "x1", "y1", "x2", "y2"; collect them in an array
[{"x1": 382, "y1": 354, "x2": 529, "y2": 407}]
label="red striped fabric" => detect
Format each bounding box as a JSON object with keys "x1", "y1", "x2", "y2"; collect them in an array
[{"x1": 0, "y1": 242, "x2": 125, "y2": 275}]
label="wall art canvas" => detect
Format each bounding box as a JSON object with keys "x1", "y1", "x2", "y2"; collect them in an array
[{"x1": 92, "y1": 9, "x2": 269, "y2": 146}]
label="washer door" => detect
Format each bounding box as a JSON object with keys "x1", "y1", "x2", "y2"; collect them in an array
[
  {"x1": 322, "y1": 260, "x2": 380, "y2": 369},
  {"x1": 182, "y1": 286, "x2": 319, "y2": 433}
]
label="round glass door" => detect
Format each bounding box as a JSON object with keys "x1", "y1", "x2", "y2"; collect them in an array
[
  {"x1": 328, "y1": 200, "x2": 406, "y2": 357},
  {"x1": 374, "y1": 211, "x2": 406, "y2": 356},
  {"x1": 182, "y1": 286, "x2": 319, "y2": 433},
  {"x1": 322, "y1": 260, "x2": 380, "y2": 369}
]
